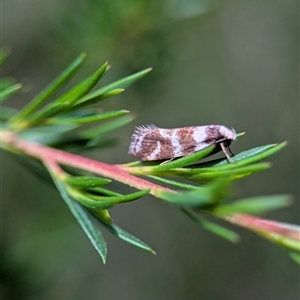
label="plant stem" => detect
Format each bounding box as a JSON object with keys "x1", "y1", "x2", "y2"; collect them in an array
[
  {"x1": 2, "y1": 130, "x2": 298, "y2": 247},
  {"x1": 226, "y1": 214, "x2": 300, "y2": 241},
  {"x1": 0, "y1": 131, "x2": 172, "y2": 197}
]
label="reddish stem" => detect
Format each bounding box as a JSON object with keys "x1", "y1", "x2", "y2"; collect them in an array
[
  {"x1": 2, "y1": 131, "x2": 299, "y2": 243},
  {"x1": 226, "y1": 214, "x2": 300, "y2": 241},
  {"x1": 2, "y1": 131, "x2": 172, "y2": 196}
]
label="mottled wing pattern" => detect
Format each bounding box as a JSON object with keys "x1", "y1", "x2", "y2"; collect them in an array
[
  {"x1": 129, "y1": 125, "x2": 176, "y2": 160},
  {"x1": 128, "y1": 124, "x2": 237, "y2": 161},
  {"x1": 129, "y1": 125, "x2": 201, "y2": 160}
]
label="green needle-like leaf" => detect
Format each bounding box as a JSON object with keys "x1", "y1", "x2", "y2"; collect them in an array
[
  {"x1": 86, "y1": 187, "x2": 122, "y2": 196},
  {"x1": 56, "y1": 62, "x2": 108, "y2": 105},
  {"x1": 73, "y1": 189, "x2": 150, "y2": 209},
  {"x1": 148, "y1": 175, "x2": 203, "y2": 190},
  {"x1": 146, "y1": 132, "x2": 244, "y2": 172},
  {"x1": 64, "y1": 176, "x2": 111, "y2": 188},
  {"x1": 0, "y1": 78, "x2": 16, "y2": 91},
  {"x1": 76, "y1": 68, "x2": 152, "y2": 104},
  {"x1": 289, "y1": 252, "x2": 300, "y2": 264},
  {"x1": 17, "y1": 124, "x2": 79, "y2": 145},
  {"x1": 159, "y1": 177, "x2": 230, "y2": 208},
  {"x1": 22, "y1": 62, "x2": 108, "y2": 129},
  {"x1": 182, "y1": 209, "x2": 240, "y2": 242},
  {"x1": 159, "y1": 190, "x2": 213, "y2": 208},
  {"x1": 93, "y1": 216, "x2": 156, "y2": 254},
  {"x1": 0, "y1": 84, "x2": 22, "y2": 104},
  {"x1": 150, "y1": 145, "x2": 216, "y2": 172},
  {"x1": 10, "y1": 53, "x2": 86, "y2": 123},
  {"x1": 81, "y1": 114, "x2": 134, "y2": 138},
  {"x1": 49, "y1": 110, "x2": 129, "y2": 125},
  {"x1": 23, "y1": 102, "x2": 70, "y2": 127},
  {"x1": 213, "y1": 195, "x2": 292, "y2": 216},
  {"x1": 99, "y1": 88, "x2": 125, "y2": 98},
  {"x1": 91, "y1": 209, "x2": 113, "y2": 224},
  {"x1": 73, "y1": 88, "x2": 125, "y2": 109},
  {"x1": 196, "y1": 143, "x2": 287, "y2": 171},
  {"x1": 51, "y1": 175, "x2": 107, "y2": 263},
  {"x1": 189, "y1": 163, "x2": 270, "y2": 182}
]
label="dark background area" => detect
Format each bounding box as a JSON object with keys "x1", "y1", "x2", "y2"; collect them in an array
[{"x1": 1, "y1": 0, "x2": 299, "y2": 299}]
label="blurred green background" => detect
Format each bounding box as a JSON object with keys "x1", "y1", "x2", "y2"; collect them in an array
[{"x1": 1, "y1": 0, "x2": 299, "y2": 299}]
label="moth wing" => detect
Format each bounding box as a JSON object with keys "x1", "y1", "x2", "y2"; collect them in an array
[
  {"x1": 134, "y1": 124, "x2": 158, "y2": 131},
  {"x1": 129, "y1": 125, "x2": 167, "y2": 160},
  {"x1": 145, "y1": 124, "x2": 158, "y2": 129},
  {"x1": 173, "y1": 141, "x2": 210, "y2": 158},
  {"x1": 169, "y1": 139, "x2": 186, "y2": 157},
  {"x1": 141, "y1": 133, "x2": 173, "y2": 160}
]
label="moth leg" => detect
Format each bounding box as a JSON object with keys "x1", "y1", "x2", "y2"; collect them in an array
[
  {"x1": 220, "y1": 142, "x2": 235, "y2": 163},
  {"x1": 159, "y1": 158, "x2": 174, "y2": 165}
]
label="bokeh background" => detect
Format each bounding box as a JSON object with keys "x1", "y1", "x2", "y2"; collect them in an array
[{"x1": 1, "y1": 0, "x2": 299, "y2": 299}]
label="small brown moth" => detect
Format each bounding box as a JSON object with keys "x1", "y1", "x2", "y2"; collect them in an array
[{"x1": 128, "y1": 124, "x2": 237, "y2": 162}]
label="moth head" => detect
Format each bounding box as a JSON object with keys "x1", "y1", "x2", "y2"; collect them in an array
[{"x1": 218, "y1": 126, "x2": 236, "y2": 146}]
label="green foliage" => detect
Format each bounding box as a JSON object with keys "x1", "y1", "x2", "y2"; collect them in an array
[
  {"x1": 1, "y1": 51, "x2": 299, "y2": 264},
  {"x1": 181, "y1": 209, "x2": 240, "y2": 243},
  {"x1": 52, "y1": 175, "x2": 108, "y2": 263},
  {"x1": 213, "y1": 195, "x2": 292, "y2": 216},
  {"x1": 0, "y1": 83, "x2": 22, "y2": 104}
]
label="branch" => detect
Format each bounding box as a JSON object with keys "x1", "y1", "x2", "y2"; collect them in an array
[{"x1": 1, "y1": 130, "x2": 172, "y2": 197}]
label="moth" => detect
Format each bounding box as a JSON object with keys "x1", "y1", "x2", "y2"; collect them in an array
[{"x1": 128, "y1": 124, "x2": 237, "y2": 162}]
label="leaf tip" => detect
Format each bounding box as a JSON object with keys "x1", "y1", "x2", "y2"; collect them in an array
[
  {"x1": 270, "y1": 141, "x2": 288, "y2": 148},
  {"x1": 264, "y1": 162, "x2": 272, "y2": 168},
  {"x1": 236, "y1": 132, "x2": 246, "y2": 139}
]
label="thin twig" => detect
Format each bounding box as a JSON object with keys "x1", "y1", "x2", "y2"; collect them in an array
[{"x1": 1, "y1": 131, "x2": 173, "y2": 197}]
